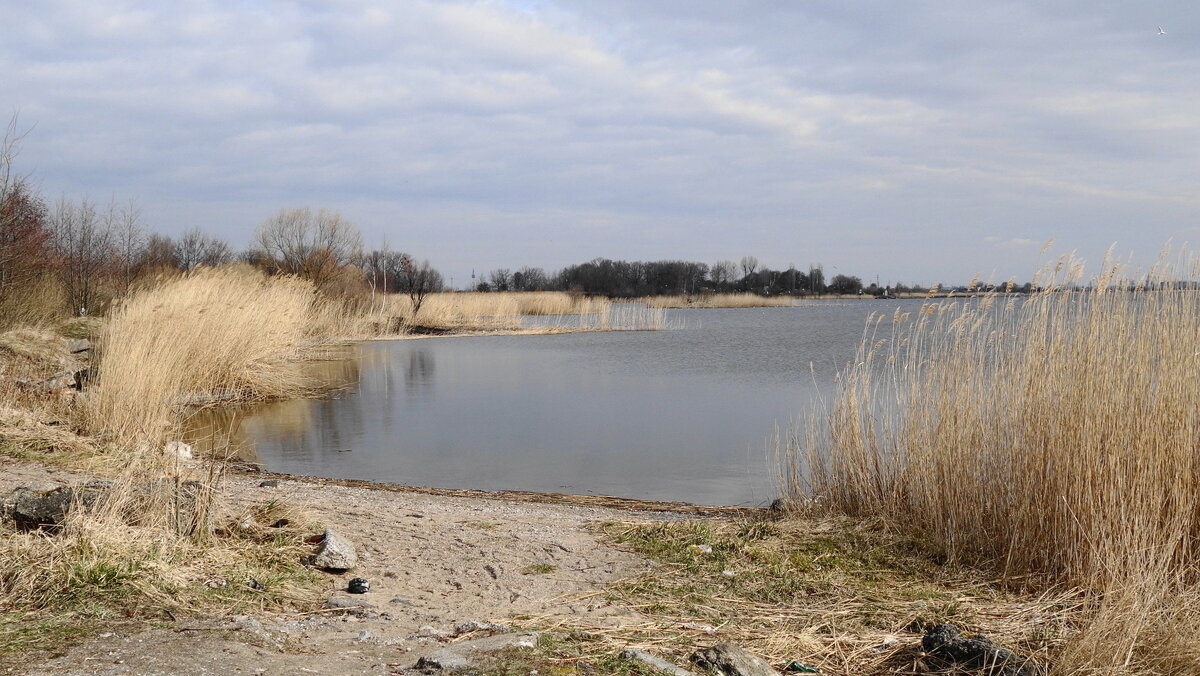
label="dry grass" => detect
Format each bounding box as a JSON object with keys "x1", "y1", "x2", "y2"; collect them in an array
[
  {"x1": 782, "y1": 250, "x2": 1200, "y2": 673},
  {"x1": 353, "y1": 291, "x2": 667, "y2": 334},
  {"x1": 638, "y1": 293, "x2": 798, "y2": 309},
  {"x1": 520, "y1": 516, "x2": 1079, "y2": 676},
  {"x1": 84, "y1": 265, "x2": 339, "y2": 444},
  {"x1": 0, "y1": 276, "x2": 65, "y2": 331}
]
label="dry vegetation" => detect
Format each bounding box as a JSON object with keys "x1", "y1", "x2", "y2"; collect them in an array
[
  {"x1": 84, "y1": 265, "x2": 346, "y2": 444},
  {"x1": 781, "y1": 251, "x2": 1200, "y2": 673},
  {"x1": 517, "y1": 515, "x2": 1081, "y2": 676},
  {"x1": 356, "y1": 290, "x2": 667, "y2": 333},
  {"x1": 0, "y1": 268, "x2": 337, "y2": 657}
]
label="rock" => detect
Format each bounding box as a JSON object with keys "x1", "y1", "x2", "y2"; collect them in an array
[
  {"x1": 921, "y1": 624, "x2": 1037, "y2": 676},
  {"x1": 414, "y1": 632, "x2": 539, "y2": 671},
  {"x1": 347, "y1": 577, "x2": 370, "y2": 594},
  {"x1": 355, "y1": 630, "x2": 374, "y2": 642},
  {"x1": 452, "y1": 620, "x2": 510, "y2": 636},
  {"x1": 311, "y1": 529, "x2": 358, "y2": 571},
  {"x1": 258, "y1": 479, "x2": 280, "y2": 488},
  {"x1": 65, "y1": 338, "x2": 92, "y2": 354},
  {"x1": 32, "y1": 371, "x2": 75, "y2": 393},
  {"x1": 621, "y1": 649, "x2": 699, "y2": 676},
  {"x1": 3, "y1": 484, "x2": 106, "y2": 528},
  {"x1": 690, "y1": 643, "x2": 780, "y2": 676},
  {"x1": 163, "y1": 440, "x2": 193, "y2": 461}
]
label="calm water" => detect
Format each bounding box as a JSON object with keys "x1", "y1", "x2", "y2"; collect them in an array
[{"x1": 195, "y1": 300, "x2": 927, "y2": 506}]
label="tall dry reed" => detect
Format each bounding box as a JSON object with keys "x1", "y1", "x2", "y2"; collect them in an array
[
  {"x1": 783, "y1": 251, "x2": 1200, "y2": 672},
  {"x1": 85, "y1": 265, "x2": 331, "y2": 443},
  {"x1": 353, "y1": 291, "x2": 666, "y2": 333}
]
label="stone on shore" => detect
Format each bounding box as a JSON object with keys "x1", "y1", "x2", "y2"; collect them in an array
[
  {"x1": 621, "y1": 649, "x2": 699, "y2": 676},
  {"x1": 414, "y1": 632, "x2": 539, "y2": 672},
  {"x1": 921, "y1": 623, "x2": 1037, "y2": 676},
  {"x1": 2, "y1": 483, "x2": 108, "y2": 528},
  {"x1": 311, "y1": 528, "x2": 358, "y2": 571},
  {"x1": 690, "y1": 642, "x2": 780, "y2": 676}
]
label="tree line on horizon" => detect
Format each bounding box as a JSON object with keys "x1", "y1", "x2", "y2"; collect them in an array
[{"x1": 476, "y1": 256, "x2": 931, "y2": 298}]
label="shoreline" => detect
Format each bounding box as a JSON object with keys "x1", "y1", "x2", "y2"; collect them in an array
[{"x1": 235, "y1": 465, "x2": 765, "y2": 518}]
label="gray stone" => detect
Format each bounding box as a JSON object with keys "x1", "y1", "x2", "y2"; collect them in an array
[
  {"x1": 414, "y1": 632, "x2": 539, "y2": 671},
  {"x1": 452, "y1": 620, "x2": 510, "y2": 636},
  {"x1": 312, "y1": 528, "x2": 358, "y2": 571},
  {"x1": 621, "y1": 649, "x2": 699, "y2": 676},
  {"x1": 65, "y1": 338, "x2": 92, "y2": 354},
  {"x1": 921, "y1": 624, "x2": 1038, "y2": 676},
  {"x1": 690, "y1": 643, "x2": 780, "y2": 676},
  {"x1": 3, "y1": 484, "x2": 106, "y2": 528}
]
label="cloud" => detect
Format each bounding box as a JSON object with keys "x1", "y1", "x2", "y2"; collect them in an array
[{"x1": 2, "y1": 0, "x2": 1200, "y2": 284}]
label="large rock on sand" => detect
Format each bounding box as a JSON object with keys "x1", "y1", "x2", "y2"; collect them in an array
[
  {"x1": 1, "y1": 483, "x2": 109, "y2": 528},
  {"x1": 690, "y1": 643, "x2": 780, "y2": 676},
  {"x1": 311, "y1": 529, "x2": 358, "y2": 571}
]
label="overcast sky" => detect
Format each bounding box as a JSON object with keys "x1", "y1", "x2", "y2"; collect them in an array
[{"x1": 3, "y1": 1, "x2": 1198, "y2": 286}]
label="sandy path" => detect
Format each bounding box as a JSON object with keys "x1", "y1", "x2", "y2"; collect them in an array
[{"x1": 1, "y1": 460, "x2": 690, "y2": 675}]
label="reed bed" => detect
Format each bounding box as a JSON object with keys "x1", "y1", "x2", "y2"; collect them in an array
[
  {"x1": 783, "y1": 252, "x2": 1200, "y2": 672},
  {"x1": 639, "y1": 293, "x2": 798, "y2": 308},
  {"x1": 84, "y1": 265, "x2": 334, "y2": 444},
  {"x1": 355, "y1": 291, "x2": 667, "y2": 334}
]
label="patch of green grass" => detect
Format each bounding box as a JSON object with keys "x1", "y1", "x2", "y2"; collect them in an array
[
  {"x1": 521, "y1": 564, "x2": 559, "y2": 575},
  {"x1": 465, "y1": 521, "x2": 501, "y2": 530},
  {"x1": 0, "y1": 613, "x2": 118, "y2": 658},
  {"x1": 459, "y1": 632, "x2": 681, "y2": 676}
]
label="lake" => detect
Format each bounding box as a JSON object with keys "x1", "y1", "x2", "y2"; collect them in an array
[{"x1": 193, "y1": 300, "x2": 928, "y2": 506}]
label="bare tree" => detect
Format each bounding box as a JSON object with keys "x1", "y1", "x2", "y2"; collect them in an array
[
  {"x1": 174, "y1": 228, "x2": 232, "y2": 271},
  {"x1": 51, "y1": 197, "x2": 113, "y2": 315},
  {"x1": 361, "y1": 243, "x2": 407, "y2": 297},
  {"x1": 0, "y1": 115, "x2": 53, "y2": 304},
  {"x1": 739, "y1": 256, "x2": 759, "y2": 278},
  {"x1": 710, "y1": 260, "x2": 736, "y2": 287},
  {"x1": 512, "y1": 266, "x2": 548, "y2": 291},
  {"x1": 252, "y1": 207, "x2": 363, "y2": 290},
  {"x1": 399, "y1": 255, "x2": 443, "y2": 316},
  {"x1": 487, "y1": 268, "x2": 512, "y2": 292},
  {"x1": 134, "y1": 233, "x2": 177, "y2": 275},
  {"x1": 107, "y1": 197, "x2": 144, "y2": 294}
]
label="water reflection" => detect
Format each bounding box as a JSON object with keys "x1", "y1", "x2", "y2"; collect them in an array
[
  {"x1": 191, "y1": 301, "x2": 927, "y2": 506},
  {"x1": 405, "y1": 350, "x2": 435, "y2": 398}
]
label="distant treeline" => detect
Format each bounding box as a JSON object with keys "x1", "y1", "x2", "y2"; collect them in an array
[{"x1": 476, "y1": 257, "x2": 930, "y2": 297}]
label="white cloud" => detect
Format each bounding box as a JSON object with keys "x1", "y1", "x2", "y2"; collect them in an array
[{"x1": 2, "y1": 0, "x2": 1200, "y2": 284}]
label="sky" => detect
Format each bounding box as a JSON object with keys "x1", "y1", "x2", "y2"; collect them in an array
[{"x1": 3, "y1": 1, "x2": 1198, "y2": 287}]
